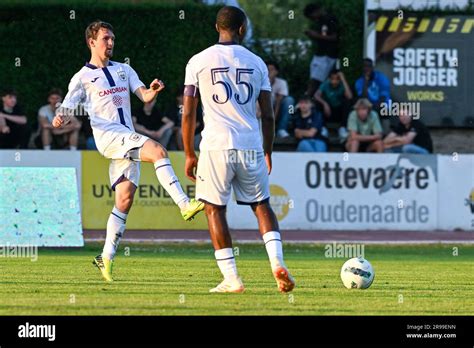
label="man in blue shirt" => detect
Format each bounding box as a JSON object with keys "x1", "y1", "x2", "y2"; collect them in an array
[{"x1": 354, "y1": 58, "x2": 390, "y2": 112}]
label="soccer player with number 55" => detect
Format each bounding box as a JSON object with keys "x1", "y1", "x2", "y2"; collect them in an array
[
  {"x1": 52, "y1": 20, "x2": 204, "y2": 282},
  {"x1": 182, "y1": 6, "x2": 295, "y2": 293}
]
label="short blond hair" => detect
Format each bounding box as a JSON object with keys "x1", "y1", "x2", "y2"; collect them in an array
[{"x1": 353, "y1": 98, "x2": 372, "y2": 110}]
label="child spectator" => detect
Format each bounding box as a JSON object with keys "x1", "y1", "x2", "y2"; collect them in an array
[
  {"x1": 0, "y1": 89, "x2": 31, "y2": 149},
  {"x1": 266, "y1": 60, "x2": 294, "y2": 138},
  {"x1": 314, "y1": 69, "x2": 352, "y2": 141},
  {"x1": 37, "y1": 88, "x2": 81, "y2": 150},
  {"x1": 294, "y1": 95, "x2": 327, "y2": 152}
]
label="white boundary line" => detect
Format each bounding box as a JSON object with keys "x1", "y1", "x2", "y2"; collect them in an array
[{"x1": 85, "y1": 238, "x2": 474, "y2": 244}]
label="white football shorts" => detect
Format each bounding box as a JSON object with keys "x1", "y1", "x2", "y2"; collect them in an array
[
  {"x1": 98, "y1": 130, "x2": 150, "y2": 190},
  {"x1": 310, "y1": 55, "x2": 336, "y2": 82},
  {"x1": 196, "y1": 149, "x2": 270, "y2": 206}
]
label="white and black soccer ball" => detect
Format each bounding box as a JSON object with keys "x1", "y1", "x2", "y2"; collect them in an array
[{"x1": 340, "y1": 257, "x2": 375, "y2": 289}]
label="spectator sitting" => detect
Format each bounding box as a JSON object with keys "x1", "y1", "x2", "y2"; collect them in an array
[
  {"x1": 266, "y1": 60, "x2": 294, "y2": 138},
  {"x1": 346, "y1": 98, "x2": 383, "y2": 153},
  {"x1": 169, "y1": 91, "x2": 203, "y2": 151},
  {"x1": 304, "y1": 2, "x2": 339, "y2": 97},
  {"x1": 132, "y1": 98, "x2": 175, "y2": 148},
  {"x1": 314, "y1": 69, "x2": 352, "y2": 141},
  {"x1": 37, "y1": 88, "x2": 81, "y2": 150},
  {"x1": 355, "y1": 58, "x2": 390, "y2": 114},
  {"x1": 294, "y1": 96, "x2": 327, "y2": 152},
  {"x1": 0, "y1": 89, "x2": 30, "y2": 149},
  {"x1": 383, "y1": 109, "x2": 433, "y2": 154}
]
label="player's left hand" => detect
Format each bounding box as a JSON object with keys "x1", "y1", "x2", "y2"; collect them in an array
[
  {"x1": 265, "y1": 152, "x2": 272, "y2": 175},
  {"x1": 150, "y1": 79, "x2": 165, "y2": 93},
  {"x1": 185, "y1": 154, "x2": 198, "y2": 182}
]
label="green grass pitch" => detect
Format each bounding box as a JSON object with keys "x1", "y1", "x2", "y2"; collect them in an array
[{"x1": 0, "y1": 243, "x2": 473, "y2": 315}]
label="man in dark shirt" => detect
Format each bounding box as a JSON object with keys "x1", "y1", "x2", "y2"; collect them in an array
[
  {"x1": 383, "y1": 110, "x2": 433, "y2": 154},
  {"x1": 294, "y1": 96, "x2": 327, "y2": 152},
  {"x1": 132, "y1": 98, "x2": 175, "y2": 148},
  {"x1": 170, "y1": 91, "x2": 203, "y2": 151},
  {"x1": 0, "y1": 89, "x2": 30, "y2": 149},
  {"x1": 304, "y1": 2, "x2": 339, "y2": 98}
]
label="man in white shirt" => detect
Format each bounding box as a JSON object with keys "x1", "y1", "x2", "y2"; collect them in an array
[
  {"x1": 182, "y1": 6, "x2": 295, "y2": 293},
  {"x1": 266, "y1": 61, "x2": 294, "y2": 138},
  {"x1": 52, "y1": 20, "x2": 204, "y2": 282},
  {"x1": 38, "y1": 88, "x2": 81, "y2": 150}
]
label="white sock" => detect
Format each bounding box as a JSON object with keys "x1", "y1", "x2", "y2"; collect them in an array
[
  {"x1": 102, "y1": 206, "x2": 127, "y2": 260},
  {"x1": 44, "y1": 145, "x2": 51, "y2": 150},
  {"x1": 215, "y1": 248, "x2": 238, "y2": 280},
  {"x1": 263, "y1": 231, "x2": 285, "y2": 270},
  {"x1": 70, "y1": 145, "x2": 77, "y2": 151},
  {"x1": 154, "y1": 158, "x2": 189, "y2": 209}
]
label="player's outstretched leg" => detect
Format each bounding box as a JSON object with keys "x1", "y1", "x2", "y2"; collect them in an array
[
  {"x1": 93, "y1": 179, "x2": 136, "y2": 282},
  {"x1": 206, "y1": 204, "x2": 244, "y2": 293},
  {"x1": 252, "y1": 201, "x2": 295, "y2": 292},
  {"x1": 139, "y1": 139, "x2": 204, "y2": 221}
]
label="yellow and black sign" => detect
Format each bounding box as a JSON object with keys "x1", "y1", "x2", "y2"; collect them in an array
[
  {"x1": 375, "y1": 15, "x2": 474, "y2": 34},
  {"x1": 82, "y1": 151, "x2": 207, "y2": 229},
  {"x1": 369, "y1": 12, "x2": 474, "y2": 127}
]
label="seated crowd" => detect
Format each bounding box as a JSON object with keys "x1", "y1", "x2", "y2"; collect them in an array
[
  {"x1": 0, "y1": 57, "x2": 433, "y2": 154},
  {"x1": 265, "y1": 57, "x2": 433, "y2": 154},
  {"x1": 0, "y1": 88, "x2": 203, "y2": 152}
]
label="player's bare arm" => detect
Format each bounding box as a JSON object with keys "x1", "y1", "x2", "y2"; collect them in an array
[
  {"x1": 0, "y1": 111, "x2": 27, "y2": 125},
  {"x1": 258, "y1": 90, "x2": 275, "y2": 174},
  {"x1": 354, "y1": 133, "x2": 382, "y2": 143},
  {"x1": 0, "y1": 114, "x2": 9, "y2": 134},
  {"x1": 385, "y1": 132, "x2": 416, "y2": 147},
  {"x1": 53, "y1": 118, "x2": 81, "y2": 135},
  {"x1": 182, "y1": 93, "x2": 199, "y2": 182},
  {"x1": 304, "y1": 29, "x2": 337, "y2": 41},
  {"x1": 134, "y1": 79, "x2": 165, "y2": 103},
  {"x1": 383, "y1": 131, "x2": 400, "y2": 148},
  {"x1": 52, "y1": 107, "x2": 74, "y2": 128},
  {"x1": 295, "y1": 127, "x2": 317, "y2": 139}
]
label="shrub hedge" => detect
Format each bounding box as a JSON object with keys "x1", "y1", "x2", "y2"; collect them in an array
[{"x1": 0, "y1": 2, "x2": 218, "y2": 123}]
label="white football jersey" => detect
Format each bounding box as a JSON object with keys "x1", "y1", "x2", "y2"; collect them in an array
[
  {"x1": 61, "y1": 61, "x2": 145, "y2": 152},
  {"x1": 185, "y1": 43, "x2": 271, "y2": 151}
]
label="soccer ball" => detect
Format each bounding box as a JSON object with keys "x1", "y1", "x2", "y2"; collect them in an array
[{"x1": 340, "y1": 257, "x2": 375, "y2": 289}]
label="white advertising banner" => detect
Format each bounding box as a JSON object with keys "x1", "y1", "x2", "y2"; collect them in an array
[
  {"x1": 228, "y1": 153, "x2": 439, "y2": 230},
  {"x1": 437, "y1": 155, "x2": 474, "y2": 231},
  {"x1": 0, "y1": 150, "x2": 82, "y2": 205},
  {"x1": 0, "y1": 151, "x2": 84, "y2": 246}
]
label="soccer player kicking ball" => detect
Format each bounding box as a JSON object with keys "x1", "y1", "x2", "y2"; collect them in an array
[
  {"x1": 52, "y1": 21, "x2": 204, "y2": 282},
  {"x1": 182, "y1": 6, "x2": 295, "y2": 293}
]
